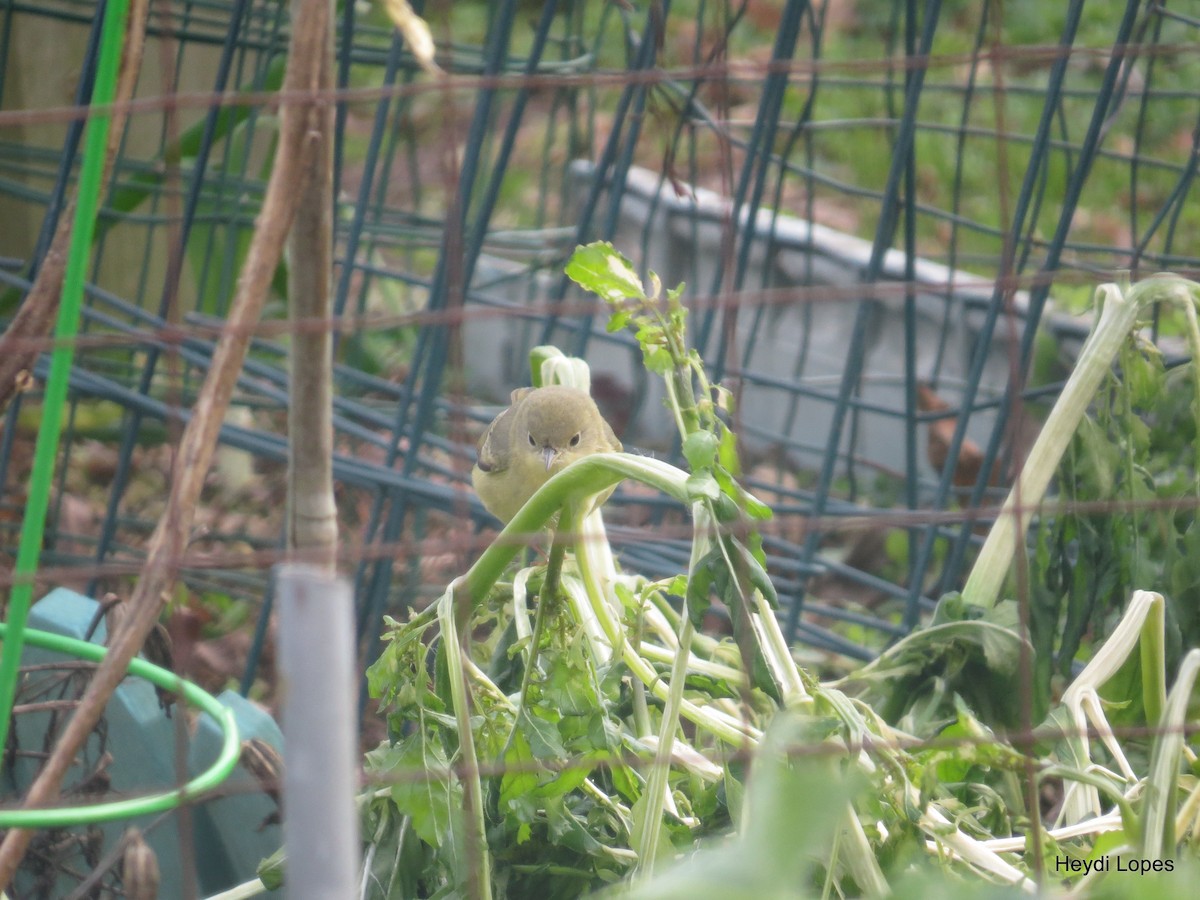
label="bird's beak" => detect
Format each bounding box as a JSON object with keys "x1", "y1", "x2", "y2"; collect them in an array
[{"x1": 542, "y1": 447, "x2": 558, "y2": 471}]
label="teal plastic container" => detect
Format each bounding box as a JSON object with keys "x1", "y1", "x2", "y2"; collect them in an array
[{"x1": 6, "y1": 588, "x2": 283, "y2": 896}]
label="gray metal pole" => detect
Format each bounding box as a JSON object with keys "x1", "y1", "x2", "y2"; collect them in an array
[{"x1": 277, "y1": 564, "x2": 360, "y2": 897}]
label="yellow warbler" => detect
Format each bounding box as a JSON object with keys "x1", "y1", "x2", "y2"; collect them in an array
[{"x1": 472, "y1": 385, "x2": 622, "y2": 523}]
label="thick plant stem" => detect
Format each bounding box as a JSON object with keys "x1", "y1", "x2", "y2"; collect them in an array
[
  {"x1": 439, "y1": 586, "x2": 492, "y2": 900},
  {"x1": 635, "y1": 609, "x2": 696, "y2": 878},
  {"x1": 963, "y1": 281, "x2": 1142, "y2": 610}
]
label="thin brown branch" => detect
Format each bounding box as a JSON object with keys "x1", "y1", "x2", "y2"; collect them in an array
[
  {"x1": 0, "y1": 0, "x2": 332, "y2": 887},
  {"x1": 286, "y1": 0, "x2": 338, "y2": 568}
]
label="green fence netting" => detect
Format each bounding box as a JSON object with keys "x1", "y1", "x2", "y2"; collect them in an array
[{"x1": 1, "y1": 0, "x2": 1197, "y2": 677}]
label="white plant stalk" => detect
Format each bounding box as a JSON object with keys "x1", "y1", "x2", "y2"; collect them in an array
[
  {"x1": 1141, "y1": 648, "x2": 1200, "y2": 858},
  {"x1": 511, "y1": 565, "x2": 537, "y2": 645},
  {"x1": 964, "y1": 282, "x2": 1140, "y2": 610},
  {"x1": 439, "y1": 580, "x2": 493, "y2": 900},
  {"x1": 920, "y1": 805, "x2": 1037, "y2": 891},
  {"x1": 568, "y1": 508, "x2": 762, "y2": 746},
  {"x1": 964, "y1": 277, "x2": 1200, "y2": 611},
  {"x1": 1061, "y1": 590, "x2": 1164, "y2": 710}
]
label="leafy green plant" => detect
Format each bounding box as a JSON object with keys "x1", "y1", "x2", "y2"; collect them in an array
[
  {"x1": 361, "y1": 244, "x2": 802, "y2": 897},
  {"x1": 354, "y1": 249, "x2": 1200, "y2": 899}
]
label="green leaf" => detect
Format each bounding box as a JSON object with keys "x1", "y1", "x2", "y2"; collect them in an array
[
  {"x1": 546, "y1": 794, "x2": 607, "y2": 855},
  {"x1": 607, "y1": 310, "x2": 632, "y2": 333},
  {"x1": 682, "y1": 431, "x2": 719, "y2": 471},
  {"x1": 715, "y1": 537, "x2": 782, "y2": 702},
  {"x1": 614, "y1": 580, "x2": 641, "y2": 616},
  {"x1": 521, "y1": 708, "x2": 568, "y2": 759},
  {"x1": 723, "y1": 767, "x2": 744, "y2": 831},
  {"x1": 433, "y1": 637, "x2": 454, "y2": 714},
  {"x1": 635, "y1": 323, "x2": 661, "y2": 345},
  {"x1": 610, "y1": 761, "x2": 640, "y2": 804},
  {"x1": 1074, "y1": 416, "x2": 1113, "y2": 495},
  {"x1": 501, "y1": 726, "x2": 542, "y2": 818},
  {"x1": 529, "y1": 345, "x2": 565, "y2": 385},
  {"x1": 686, "y1": 548, "x2": 720, "y2": 629},
  {"x1": 710, "y1": 466, "x2": 773, "y2": 520},
  {"x1": 746, "y1": 533, "x2": 768, "y2": 575},
  {"x1": 1122, "y1": 336, "x2": 1165, "y2": 408},
  {"x1": 739, "y1": 487, "x2": 773, "y2": 521},
  {"x1": 734, "y1": 536, "x2": 778, "y2": 610},
  {"x1": 929, "y1": 720, "x2": 974, "y2": 783},
  {"x1": 1090, "y1": 828, "x2": 1127, "y2": 858},
  {"x1": 255, "y1": 846, "x2": 286, "y2": 890},
  {"x1": 542, "y1": 640, "x2": 602, "y2": 721},
  {"x1": 712, "y1": 493, "x2": 740, "y2": 522},
  {"x1": 369, "y1": 733, "x2": 461, "y2": 849},
  {"x1": 564, "y1": 242, "x2": 645, "y2": 303},
  {"x1": 534, "y1": 753, "x2": 593, "y2": 801},
  {"x1": 665, "y1": 281, "x2": 687, "y2": 308},
  {"x1": 665, "y1": 575, "x2": 690, "y2": 598},
  {"x1": 716, "y1": 425, "x2": 741, "y2": 476},
  {"x1": 984, "y1": 598, "x2": 1020, "y2": 630},
  {"x1": 929, "y1": 591, "x2": 968, "y2": 625},
  {"x1": 644, "y1": 347, "x2": 673, "y2": 374}
]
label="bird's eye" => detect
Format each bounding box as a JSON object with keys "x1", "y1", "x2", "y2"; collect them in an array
[
  {"x1": 569, "y1": 433, "x2": 581, "y2": 447},
  {"x1": 528, "y1": 432, "x2": 537, "y2": 447}
]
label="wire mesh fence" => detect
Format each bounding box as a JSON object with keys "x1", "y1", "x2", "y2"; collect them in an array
[
  {"x1": 5, "y1": 0, "x2": 1197, "y2": 662},
  {"x1": 1, "y1": 0, "x2": 1199, "y2": 895}
]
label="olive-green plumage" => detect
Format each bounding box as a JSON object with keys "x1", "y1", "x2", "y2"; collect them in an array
[{"x1": 472, "y1": 385, "x2": 622, "y2": 523}]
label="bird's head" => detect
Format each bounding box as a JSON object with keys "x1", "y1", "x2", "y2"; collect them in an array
[{"x1": 522, "y1": 386, "x2": 598, "y2": 472}]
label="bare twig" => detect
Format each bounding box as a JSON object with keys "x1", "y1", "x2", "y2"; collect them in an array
[
  {"x1": 0, "y1": 0, "x2": 332, "y2": 886},
  {"x1": 286, "y1": 0, "x2": 338, "y2": 568}
]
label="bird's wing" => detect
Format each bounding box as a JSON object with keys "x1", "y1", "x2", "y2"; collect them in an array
[
  {"x1": 476, "y1": 389, "x2": 532, "y2": 473},
  {"x1": 475, "y1": 415, "x2": 509, "y2": 473},
  {"x1": 601, "y1": 416, "x2": 623, "y2": 453}
]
